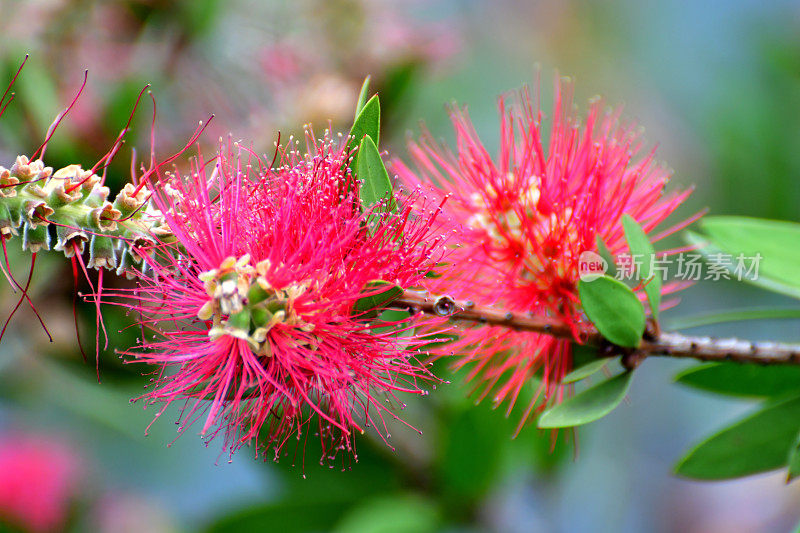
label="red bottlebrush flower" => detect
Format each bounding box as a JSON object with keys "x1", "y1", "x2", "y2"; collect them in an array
[
  {"x1": 393, "y1": 77, "x2": 697, "y2": 432},
  {"x1": 106, "y1": 130, "x2": 446, "y2": 464},
  {"x1": 0, "y1": 433, "x2": 82, "y2": 533}
]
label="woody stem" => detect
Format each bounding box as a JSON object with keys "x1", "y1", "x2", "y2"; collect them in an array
[{"x1": 393, "y1": 291, "x2": 800, "y2": 366}]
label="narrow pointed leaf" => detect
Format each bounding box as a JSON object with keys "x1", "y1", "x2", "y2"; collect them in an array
[
  {"x1": 538, "y1": 371, "x2": 633, "y2": 428},
  {"x1": 356, "y1": 136, "x2": 395, "y2": 213},
  {"x1": 696, "y1": 217, "x2": 800, "y2": 300},
  {"x1": 675, "y1": 362, "x2": 800, "y2": 398},
  {"x1": 578, "y1": 276, "x2": 645, "y2": 348},
  {"x1": 562, "y1": 357, "x2": 616, "y2": 384},
  {"x1": 595, "y1": 236, "x2": 617, "y2": 279},
  {"x1": 354, "y1": 76, "x2": 371, "y2": 118},
  {"x1": 622, "y1": 214, "x2": 661, "y2": 321},
  {"x1": 665, "y1": 307, "x2": 800, "y2": 330},
  {"x1": 348, "y1": 94, "x2": 380, "y2": 151},
  {"x1": 674, "y1": 393, "x2": 800, "y2": 480}
]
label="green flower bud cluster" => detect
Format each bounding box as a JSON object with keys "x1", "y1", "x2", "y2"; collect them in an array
[{"x1": 0, "y1": 155, "x2": 172, "y2": 276}]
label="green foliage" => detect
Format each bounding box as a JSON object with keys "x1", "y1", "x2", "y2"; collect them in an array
[
  {"x1": 595, "y1": 236, "x2": 617, "y2": 279},
  {"x1": 570, "y1": 342, "x2": 601, "y2": 368},
  {"x1": 206, "y1": 500, "x2": 351, "y2": 533},
  {"x1": 374, "y1": 308, "x2": 414, "y2": 339},
  {"x1": 437, "y1": 402, "x2": 507, "y2": 499},
  {"x1": 372, "y1": 62, "x2": 422, "y2": 133},
  {"x1": 705, "y1": 40, "x2": 800, "y2": 221},
  {"x1": 578, "y1": 276, "x2": 646, "y2": 348},
  {"x1": 177, "y1": 0, "x2": 224, "y2": 36},
  {"x1": 29, "y1": 361, "x2": 159, "y2": 439},
  {"x1": 561, "y1": 357, "x2": 617, "y2": 384},
  {"x1": 538, "y1": 371, "x2": 633, "y2": 428},
  {"x1": 694, "y1": 216, "x2": 800, "y2": 299},
  {"x1": 355, "y1": 76, "x2": 372, "y2": 117},
  {"x1": 349, "y1": 94, "x2": 381, "y2": 152},
  {"x1": 665, "y1": 307, "x2": 800, "y2": 330},
  {"x1": 428, "y1": 368, "x2": 570, "y2": 507},
  {"x1": 219, "y1": 428, "x2": 411, "y2": 533},
  {"x1": 675, "y1": 362, "x2": 800, "y2": 398},
  {"x1": 621, "y1": 214, "x2": 662, "y2": 321},
  {"x1": 353, "y1": 280, "x2": 403, "y2": 319},
  {"x1": 333, "y1": 494, "x2": 440, "y2": 533},
  {"x1": 787, "y1": 431, "x2": 800, "y2": 483},
  {"x1": 674, "y1": 393, "x2": 800, "y2": 480},
  {"x1": 0, "y1": 517, "x2": 27, "y2": 533},
  {"x1": 347, "y1": 87, "x2": 396, "y2": 220},
  {"x1": 356, "y1": 136, "x2": 395, "y2": 214}
]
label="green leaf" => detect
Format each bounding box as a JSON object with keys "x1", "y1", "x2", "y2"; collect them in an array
[
  {"x1": 675, "y1": 362, "x2": 800, "y2": 398},
  {"x1": 178, "y1": 0, "x2": 223, "y2": 36},
  {"x1": 562, "y1": 357, "x2": 617, "y2": 384},
  {"x1": 570, "y1": 342, "x2": 600, "y2": 369},
  {"x1": 374, "y1": 308, "x2": 413, "y2": 338},
  {"x1": 354, "y1": 76, "x2": 371, "y2": 118},
  {"x1": 578, "y1": 276, "x2": 646, "y2": 348},
  {"x1": 699, "y1": 216, "x2": 800, "y2": 300},
  {"x1": 674, "y1": 393, "x2": 800, "y2": 480},
  {"x1": 207, "y1": 500, "x2": 351, "y2": 533},
  {"x1": 438, "y1": 405, "x2": 507, "y2": 498},
  {"x1": 622, "y1": 214, "x2": 662, "y2": 321},
  {"x1": 353, "y1": 280, "x2": 403, "y2": 319},
  {"x1": 665, "y1": 307, "x2": 800, "y2": 330},
  {"x1": 595, "y1": 236, "x2": 617, "y2": 279},
  {"x1": 333, "y1": 494, "x2": 440, "y2": 533},
  {"x1": 356, "y1": 136, "x2": 395, "y2": 213},
  {"x1": 538, "y1": 371, "x2": 633, "y2": 428},
  {"x1": 348, "y1": 94, "x2": 380, "y2": 151},
  {"x1": 787, "y1": 430, "x2": 800, "y2": 483}
]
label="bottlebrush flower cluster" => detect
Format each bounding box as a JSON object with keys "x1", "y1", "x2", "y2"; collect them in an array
[
  {"x1": 105, "y1": 131, "x2": 447, "y2": 463},
  {"x1": 0, "y1": 61, "x2": 703, "y2": 465},
  {"x1": 393, "y1": 78, "x2": 694, "y2": 431}
]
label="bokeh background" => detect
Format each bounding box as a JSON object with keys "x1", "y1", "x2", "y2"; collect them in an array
[{"x1": 1, "y1": 0, "x2": 799, "y2": 531}]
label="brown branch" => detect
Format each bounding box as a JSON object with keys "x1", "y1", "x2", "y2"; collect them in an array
[{"x1": 393, "y1": 291, "x2": 800, "y2": 366}]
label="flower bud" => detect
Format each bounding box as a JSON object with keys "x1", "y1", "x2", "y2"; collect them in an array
[
  {"x1": 22, "y1": 223, "x2": 50, "y2": 253},
  {"x1": 88, "y1": 235, "x2": 117, "y2": 270},
  {"x1": 0, "y1": 203, "x2": 19, "y2": 238},
  {"x1": 53, "y1": 222, "x2": 88, "y2": 258},
  {"x1": 112, "y1": 183, "x2": 149, "y2": 218}
]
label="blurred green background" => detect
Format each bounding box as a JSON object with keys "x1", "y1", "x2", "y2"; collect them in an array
[{"x1": 1, "y1": 0, "x2": 799, "y2": 531}]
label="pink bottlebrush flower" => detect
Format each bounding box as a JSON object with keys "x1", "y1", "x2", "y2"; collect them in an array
[
  {"x1": 0, "y1": 433, "x2": 82, "y2": 533},
  {"x1": 393, "y1": 77, "x2": 698, "y2": 432},
  {"x1": 106, "y1": 130, "x2": 447, "y2": 464}
]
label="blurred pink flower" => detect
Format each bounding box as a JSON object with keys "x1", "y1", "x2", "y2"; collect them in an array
[{"x1": 0, "y1": 432, "x2": 82, "y2": 533}]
